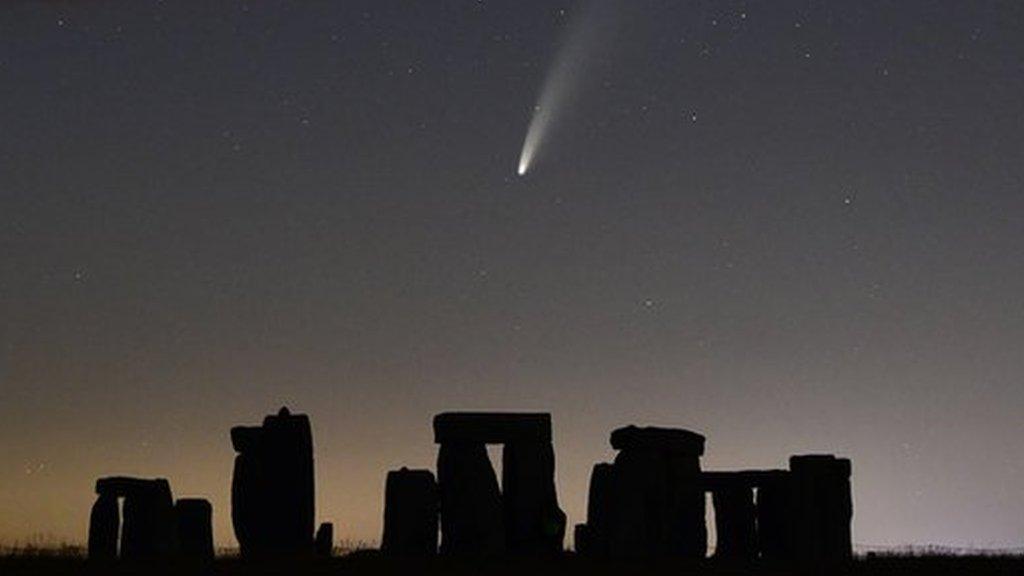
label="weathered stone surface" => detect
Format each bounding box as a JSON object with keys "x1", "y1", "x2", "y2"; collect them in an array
[
  {"x1": 502, "y1": 442, "x2": 566, "y2": 555},
  {"x1": 789, "y1": 454, "x2": 852, "y2": 564},
  {"x1": 433, "y1": 413, "x2": 551, "y2": 444},
  {"x1": 175, "y1": 499, "x2": 214, "y2": 562},
  {"x1": 381, "y1": 468, "x2": 438, "y2": 556},
  {"x1": 437, "y1": 442, "x2": 504, "y2": 556},
  {"x1": 712, "y1": 487, "x2": 756, "y2": 561},
  {"x1": 120, "y1": 479, "x2": 177, "y2": 560},
  {"x1": 609, "y1": 426, "x2": 705, "y2": 456},
  {"x1": 231, "y1": 407, "x2": 316, "y2": 557},
  {"x1": 87, "y1": 494, "x2": 119, "y2": 561},
  {"x1": 315, "y1": 523, "x2": 333, "y2": 557}
]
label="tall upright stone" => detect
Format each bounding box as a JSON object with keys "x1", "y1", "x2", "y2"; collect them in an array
[
  {"x1": 756, "y1": 472, "x2": 794, "y2": 564},
  {"x1": 231, "y1": 407, "x2": 315, "y2": 557},
  {"x1": 175, "y1": 499, "x2": 214, "y2": 563},
  {"x1": 579, "y1": 463, "x2": 615, "y2": 557},
  {"x1": 502, "y1": 441, "x2": 566, "y2": 555},
  {"x1": 87, "y1": 493, "x2": 120, "y2": 561},
  {"x1": 789, "y1": 455, "x2": 852, "y2": 564},
  {"x1": 381, "y1": 468, "x2": 438, "y2": 556}
]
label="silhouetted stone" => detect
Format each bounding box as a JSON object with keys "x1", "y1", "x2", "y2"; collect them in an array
[
  {"x1": 712, "y1": 486, "x2": 756, "y2": 561},
  {"x1": 573, "y1": 524, "x2": 590, "y2": 555},
  {"x1": 173, "y1": 498, "x2": 212, "y2": 561},
  {"x1": 231, "y1": 407, "x2": 315, "y2": 557},
  {"x1": 610, "y1": 426, "x2": 706, "y2": 455},
  {"x1": 315, "y1": 523, "x2": 333, "y2": 557},
  {"x1": 120, "y1": 478, "x2": 177, "y2": 560},
  {"x1": 437, "y1": 442, "x2": 504, "y2": 556},
  {"x1": 579, "y1": 463, "x2": 615, "y2": 557},
  {"x1": 756, "y1": 472, "x2": 795, "y2": 564},
  {"x1": 789, "y1": 454, "x2": 852, "y2": 564},
  {"x1": 175, "y1": 499, "x2": 214, "y2": 563},
  {"x1": 502, "y1": 441, "x2": 565, "y2": 554},
  {"x1": 381, "y1": 468, "x2": 438, "y2": 556},
  {"x1": 581, "y1": 426, "x2": 706, "y2": 559},
  {"x1": 87, "y1": 493, "x2": 119, "y2": 561},
  {"x1": 433, "y1": 412, "x2": 552, "y2": 444}
]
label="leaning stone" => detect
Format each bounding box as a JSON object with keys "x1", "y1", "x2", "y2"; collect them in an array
[
  {"x1": 175, "y1": 499, "x2": 214, "y2": 562},
  {"x1": 437, "y1": 442, "x2": 505, "y2": 556},
  {"x1": 381, "y1": 468, "x2": 438, "y2": 556},
  {"x1": 433, "y1": 412, "x2": 552, "y2": 444},
  {"x1": 87, "y1": 494, "x2": 119, "y2": 561}
]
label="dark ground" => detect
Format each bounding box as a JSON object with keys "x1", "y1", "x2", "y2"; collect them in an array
[{"x1": 3, "y1": 553, "x2": 1024, "y2": 576}]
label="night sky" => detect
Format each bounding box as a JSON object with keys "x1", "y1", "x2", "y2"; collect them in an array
[{"x1": 3, "y1": 0, "x2": 1024, "y2": 550}]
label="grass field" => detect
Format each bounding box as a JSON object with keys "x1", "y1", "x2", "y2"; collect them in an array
[{"x1": 3, "y1": 551, "x2": 1024, "y2": 576}]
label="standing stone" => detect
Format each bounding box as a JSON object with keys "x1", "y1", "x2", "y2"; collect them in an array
[
  {"x1": 231, "y1": 407, "x2": 315, "y2": 557},
  {"x1": 573, "y1": 524, "x2": 591, "y2": 556},
  {"x1": 315, "y1": 523, "x2": 334, "y2": 557},
  {"x1": 789, "y1": 455, "x2": 852, "y2": 564},
  {"x1": 120, "y1": 479, "x2": 177, "y2": 561},
  {"x1": 175, "y1": 499, "x2": 214, "y2": 563},
  {"x1": 712, "y1": 487, "x2": 756, "y2": 561},
  {"x1": 87, "y1": 494, "x2": 120, "y2": 561},
  {"x1": 579, "y1": 463, "x2": 615, "y2": 557},
  {"x1": 756, "y1": 472, "x2": 795, "y2": 564},
  {"x1": 665, "y1": 451, "x2": 706, "y2": 559},
  {"x1": 502, "y1": 441, "x2": 565, "y2": 555},
  {"x1": 381, "y1": 468, "x2": 438, "y2": 556},
  {"x1": 437, "y1": 442, "x2": 505, "y2": 556},
  {"x1": 599, "y1": 426, "x2": 706, "y2": 559}
]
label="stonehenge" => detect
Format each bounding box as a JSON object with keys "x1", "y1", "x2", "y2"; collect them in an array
[
  {"x1": 86, "y1": 477, "x2": 212, "y2": 563},
  {"x1": 231, "y1": 406, "x2": 316, "y2": 557},
  {"x1": 85, "y1": 409, "x2": 853, "y2": 566}
]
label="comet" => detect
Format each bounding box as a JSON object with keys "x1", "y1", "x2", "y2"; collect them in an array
[{"x1": 517, "y1": 1, "x2": 619, "y2": 176}]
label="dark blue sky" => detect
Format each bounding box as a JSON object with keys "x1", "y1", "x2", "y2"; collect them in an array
[{"x1": 2, "y1": 0, "x2": 1024, "y2": 549}]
